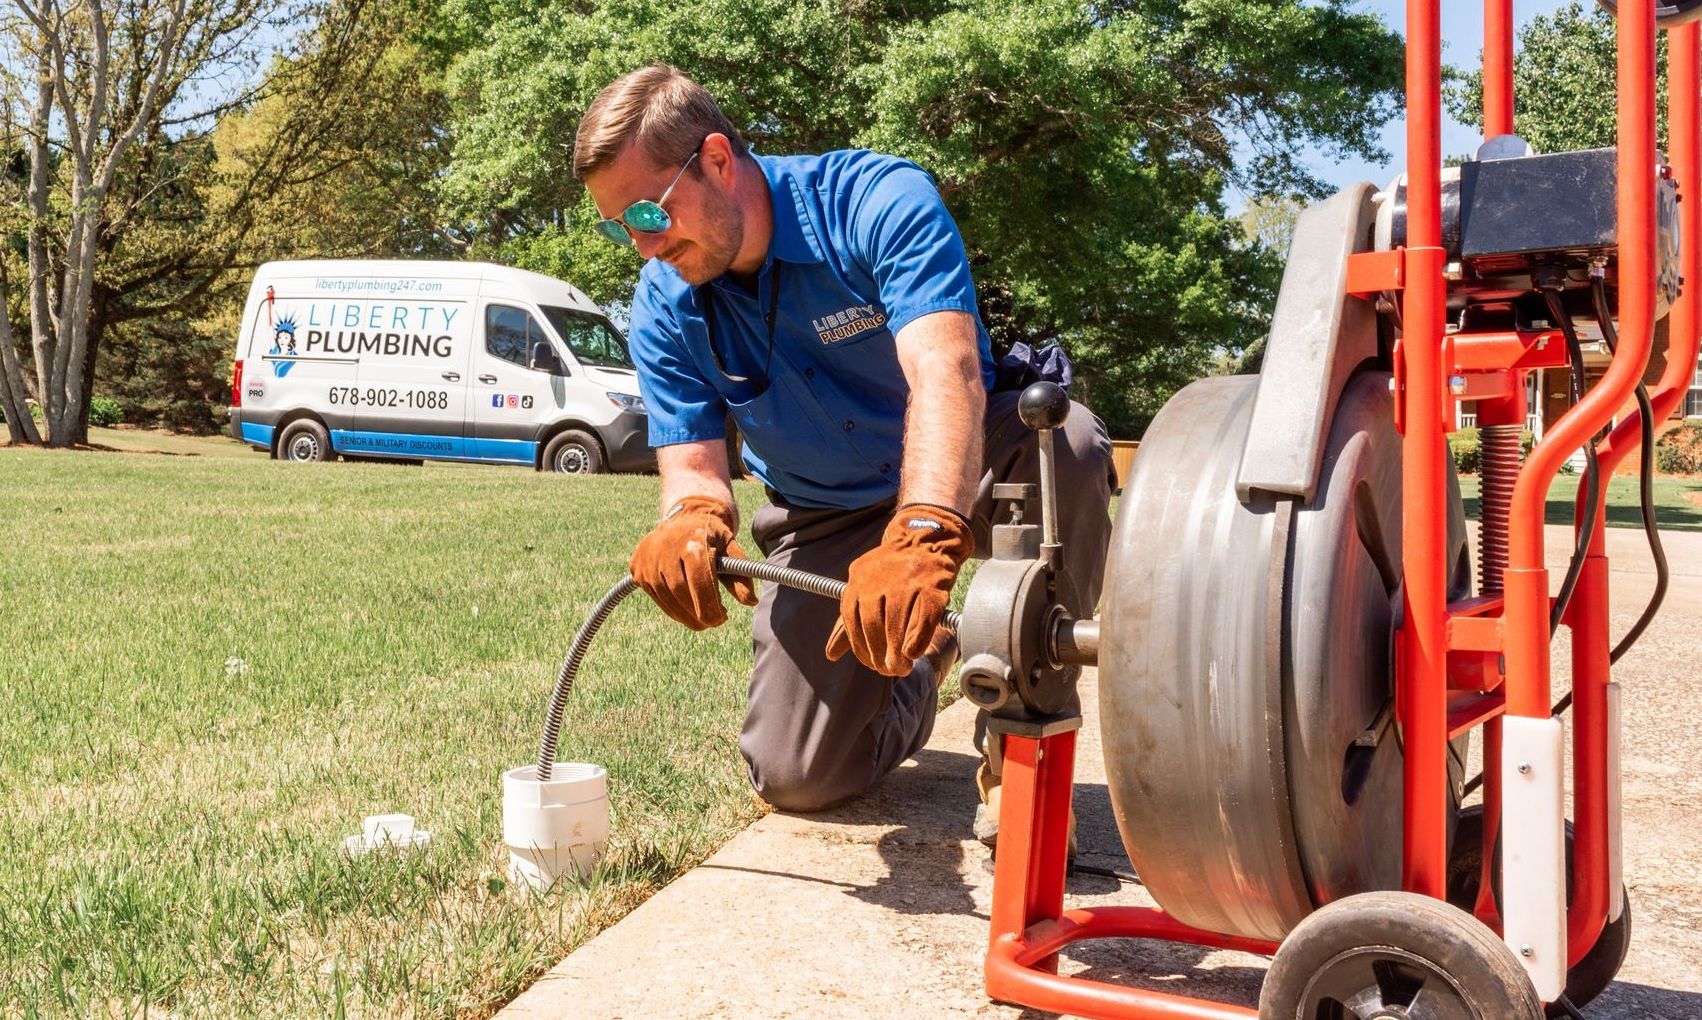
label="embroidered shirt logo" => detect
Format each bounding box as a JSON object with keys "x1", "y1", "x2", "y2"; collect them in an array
[
  {"x1": 906, "y1": 518, "x2": 943, "y2": 531},
  {"x1": 812, "y1": 303, "x2": 887, "y2": 345}
]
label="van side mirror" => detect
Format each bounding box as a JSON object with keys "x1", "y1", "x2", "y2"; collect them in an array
[{"x1": 530, "y1": 341, "x2": 566, "y2": 375}]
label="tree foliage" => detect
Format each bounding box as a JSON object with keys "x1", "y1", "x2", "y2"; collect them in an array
[
  {"x1": 1447, "y1": 2, "x2": 1671, "y2": 156},
  {"x1": 431, "y1": 0, "x2": 1404, "y2": 435},
  {"x1": 1238, "y1": 193, "x2": 1305, "y2": 257},
  {"x1": 0, "y1": 0, "x2": 442, "y2": 444},
  {"x1": 5, "y1": 0, "x2": 1409, "y2": 441}
]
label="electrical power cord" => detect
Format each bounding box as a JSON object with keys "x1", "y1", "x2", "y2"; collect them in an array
[
  {"x1": 1460, "y1": 281, "x2": 1664, "y2": 811},
  {"x1": 1590, "y1": 275, "x2": 1669, "y2": 666},
  {"x1": 536, "y1": 557, "x2": 962, "y2": 780},
  {"x1": 1071, "y1": 862, "x2": 1142, "y2": 884},
  {"x1": 1539, "y1": 285, "x2": 1604, "y2": 638},
  {"x1": 1461, "y1": 286, "x2": 1601, "y2": 802},
  {"x1": 1540, "y1": 280, "x2": 1668, "y2": 720}
]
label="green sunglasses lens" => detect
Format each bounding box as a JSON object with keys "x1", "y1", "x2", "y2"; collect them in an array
[
  {"x1": 595, "y1": 219, "x2": 632, "y2": 245},
  {"x1": 624, "y1": 201, "x2": 670, "y2": 233}
]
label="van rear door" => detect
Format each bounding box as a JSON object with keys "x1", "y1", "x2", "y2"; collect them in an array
[{"x1": 238, "y1": 288, "x2": 361, "y2": 449}]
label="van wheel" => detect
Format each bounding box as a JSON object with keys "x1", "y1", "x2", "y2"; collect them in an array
[
  {"x1": 277, "y1": 420, "x2": 334, "y2": 463},
  {"x1": 543, "y1": 429, "x2": 604, "y2": 474}
]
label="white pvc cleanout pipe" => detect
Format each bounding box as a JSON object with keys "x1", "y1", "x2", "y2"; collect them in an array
[{"x1": 503, "y1": 762, "x2": 609, "y2": 890}]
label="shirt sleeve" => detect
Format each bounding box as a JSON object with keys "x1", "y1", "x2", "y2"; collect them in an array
[
  {"x1": 847, "y1": 163, "x2": 982, "y2": 337},
  {"x1": 627, "y1": 275, "x2": 727, "y2": 447}
]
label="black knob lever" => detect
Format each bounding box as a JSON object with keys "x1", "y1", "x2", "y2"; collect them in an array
[
  {"x1": 1015, "y1": 382, "x2": 1068, "y2": 567},
  {"x1": 1018, "y1": 381, "x2": 1071, "y2": 431}
]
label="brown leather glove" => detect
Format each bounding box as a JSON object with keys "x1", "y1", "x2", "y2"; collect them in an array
[
  {"x1": 825, "y1": 503, "x2": 975, "y2": 676},
  {"x1": 629, "y1": 496, "x2": 759, "y2": 630}
]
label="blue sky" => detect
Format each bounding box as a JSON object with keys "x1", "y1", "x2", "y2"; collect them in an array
[{"x1": 1268, "y1": 0, "x2": 1577, "y2": 199}]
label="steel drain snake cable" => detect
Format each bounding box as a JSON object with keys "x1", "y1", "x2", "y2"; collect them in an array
[{"x1": 536, "y1": 557, "x2": 963, "y2": 781}]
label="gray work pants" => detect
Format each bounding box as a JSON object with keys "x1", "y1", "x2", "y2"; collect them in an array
[{"x1": 740, "y1": 389, "x2": 1115, "y2": 812}]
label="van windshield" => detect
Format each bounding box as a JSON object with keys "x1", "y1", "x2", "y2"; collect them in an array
[{"x1": 541, "y1": 306, "x2": 634, "y2": 370}]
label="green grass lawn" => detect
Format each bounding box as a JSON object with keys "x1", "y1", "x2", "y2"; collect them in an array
[
  {"x1": 0, "y1": 439, "x2": 776, "y2": 1016},
  {"x1": 1458, "y1": 472, "x2": 1702, "y2": 532}
]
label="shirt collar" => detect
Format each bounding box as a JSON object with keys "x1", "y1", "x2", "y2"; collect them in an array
[{"x1": 755, "y1": 154, "x2": 825, "y2": 266}]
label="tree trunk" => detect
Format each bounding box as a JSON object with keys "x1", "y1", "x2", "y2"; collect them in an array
[
  {"x1": 26, "y1": 40, "x2": 56, "y2": 447},
  {"x1": 70, "y1": 304, "x2": 109, "y2": 445},
  {"x1": 48, "y1": 176, "x2": 100, "y2": 447},
  {"x1": 0, "y1": 301, "x2": 41, "y2": 445}
]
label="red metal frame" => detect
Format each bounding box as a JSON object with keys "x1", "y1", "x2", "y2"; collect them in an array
[
  {"x1": 983, "y1": 3, "x2": 1700, "y2": 1016},
  {"x1": 984, "y1": 726, "x2": 1278, "y2": 1018}
]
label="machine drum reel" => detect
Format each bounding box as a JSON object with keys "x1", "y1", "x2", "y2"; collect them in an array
[{"x1": 1099, "y1": 370, "x2": 1469, "y2": 942}]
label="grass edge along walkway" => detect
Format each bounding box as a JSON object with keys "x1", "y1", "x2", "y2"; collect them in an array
[{"x1": 0, "y1": 443, "x2": 770, "y2": 1017}]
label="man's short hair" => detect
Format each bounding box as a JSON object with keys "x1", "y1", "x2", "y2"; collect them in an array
[{"x1": 573, "y1": 65, "x2": 748, "y2": 179}]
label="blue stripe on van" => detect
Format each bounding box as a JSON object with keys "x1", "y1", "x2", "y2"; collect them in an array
[
  {"x1": 463, "y1": 437, "x2": 537, "y2": 463},
  {"x1": 329, "y1": 430, "x2": 538, "y2": 465},
  {"x1": 333, "y1": 430, "x2": 463, "y2": 458},
  {"x1": 241, "y1": 422, "x2": 275, "y2": 448}
]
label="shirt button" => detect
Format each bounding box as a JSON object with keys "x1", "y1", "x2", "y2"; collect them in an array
[
  {"x1": 880, "y1": 463, "x2": 892, "y2": 473},
  {"x1": 804, "y1": 368, "x2": 815, "y2": 379},
  {"x1": 842, "y1": 420, "x2": 855, "y2": 432}
]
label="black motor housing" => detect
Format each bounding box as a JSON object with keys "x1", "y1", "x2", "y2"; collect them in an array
[{"x1": 1377, "y1": 145, "x2": 1681, "y2": 319}]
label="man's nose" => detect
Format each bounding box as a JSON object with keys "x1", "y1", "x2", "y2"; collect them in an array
[{"x1": 632, "y1": 229, "x2": 669, "y2": 260}]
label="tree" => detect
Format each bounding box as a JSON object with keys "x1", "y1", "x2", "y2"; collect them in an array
[
  {"x1": 0, "y1": 0, "x2": 209, "y2": 444},
  {"x1": 95, "y1": 14, "x2": 459, "y2": 432},
  {"x1": 432, "y1": 0, "x2": 1405, "y2": 436},
  {"x1": 0, "y1": 0, "x2": 411, "y2": 447},
  {"x1": 1447, "y1": 2, "x2": 1670, "y2": 156},
  {"x1": 1239, "y1": 194, "x2": 1306, "y2": 257}
]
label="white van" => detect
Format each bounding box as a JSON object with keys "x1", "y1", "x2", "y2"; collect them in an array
[{"x1": 227, "y1": 260, "x2": 654, "y2": 474}]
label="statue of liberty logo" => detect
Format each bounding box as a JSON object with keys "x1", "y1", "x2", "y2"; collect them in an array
[{"x1": 270, "y1": 315, "x2": 299, "y2": 355}]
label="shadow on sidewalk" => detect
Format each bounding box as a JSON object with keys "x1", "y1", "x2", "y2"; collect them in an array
[{"x1": 1588, "y1": 981, "x2": 1702, "y2": 1019}]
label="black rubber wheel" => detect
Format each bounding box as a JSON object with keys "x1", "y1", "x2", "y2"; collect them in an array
[
  {"x1": 542, "y1": 429, "x2": 604, "y2": 475},
  {"x1": 276, "y1": 419, "x2": 333, "y2": 462},
  {"x1": 1560, "y1": 899, "x2": 1632, "y2": 1017},
  {"x1": 1261, "y1": 891, "x2": 1544, "y2": 1019},
  {"x1": 1447, "y1": 806, "x2": 1632, "y2": 1016},
  {"x1": 1597, "y1": 1, "x2": 1702, "y2": 28}
]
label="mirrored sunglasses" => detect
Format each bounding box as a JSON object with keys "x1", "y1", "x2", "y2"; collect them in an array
[{"x1": 595, "y1": 150, "x2": 699, "y2": 246}]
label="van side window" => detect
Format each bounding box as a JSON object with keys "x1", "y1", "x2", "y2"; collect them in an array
[{"x1": 486, "y1": 304, "x2": 546, "y2": 368}]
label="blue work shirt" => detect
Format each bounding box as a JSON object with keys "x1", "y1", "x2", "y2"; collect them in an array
[{"x1": 627, "y1": 150, "x2": 996, "y2": 509}]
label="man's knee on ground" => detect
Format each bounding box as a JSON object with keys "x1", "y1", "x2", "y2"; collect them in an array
[{"x1": 742, "y1": 747, "x2": 872, "y2": 813}]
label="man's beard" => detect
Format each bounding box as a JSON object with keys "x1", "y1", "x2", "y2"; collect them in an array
[{"x1": 663, "y1": 186, "x2": 745, "y2": 286}]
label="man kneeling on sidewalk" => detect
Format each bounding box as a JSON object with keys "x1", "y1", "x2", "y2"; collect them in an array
[{"x1": 574, "y1": 64, "x2": 1114, "y2": 845}]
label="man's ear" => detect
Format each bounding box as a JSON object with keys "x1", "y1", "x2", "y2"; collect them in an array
[{"x1": 698, "y1": 132, "x2": 740, "y2": 187}]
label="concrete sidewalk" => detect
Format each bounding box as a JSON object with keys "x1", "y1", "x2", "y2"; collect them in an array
[{"x1": 499, "y1": 524, "x2": 1702, "y2": 1019}]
